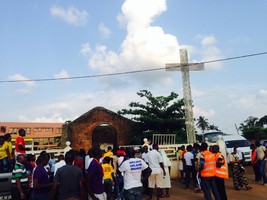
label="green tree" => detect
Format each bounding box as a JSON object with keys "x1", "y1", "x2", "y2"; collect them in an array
[
  {"x1": 61, "y1": 120, "x2": 72, "y2": 147},
  {"x1": 257, "y1": 115, "x2": 267, "y2": 127},
  {"x1": 118, "y1": 90, "x2": 186, "y2": 143},
  {"x1": 240, "y1": 116, "x2": 267, "y2": 140},
  {"x1": 196, "y1": 116, "x2": 209, "y2": 133},
  {"x1": 239, "y1": 116, "x2": 258, "y2": 129},
  {"x1": 241, "y1": 127, "x2": 266, "y2": 140},
  {"x1": 208, "y1": 124, "x2": 220, "y2": 131}
]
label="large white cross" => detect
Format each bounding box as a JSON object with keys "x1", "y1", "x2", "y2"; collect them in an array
[{"x1": 165, "y1": 49, "x2": 204, "y2": 143}]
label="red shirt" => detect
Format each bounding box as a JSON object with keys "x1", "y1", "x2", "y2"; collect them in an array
[
  {"x1": 74, "y1": 157, "x2": 84, "y2": 170},
  {"x1": 182, "y1": 150, "x2": 187, "y2": 158},
  {"x1": 15, "y1": 136, "x2": 26, "y2": 154}
]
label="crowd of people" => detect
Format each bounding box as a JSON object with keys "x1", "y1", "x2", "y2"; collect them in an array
[
  {"x1": 177, "y1": 142, "x2": 228, "y2": 200},
  {"x1": 7, "y1": 129, "x2": 171, "y2": 200},
  {"x1": 250, "y1": 141, "x2": 267, "y2": 186},
  {"x1": 1, "y1": 128, "x2": 267, "y2": 200},
  {"x1": 176, "y1": 138, "x2": 267, "y2": 200}
]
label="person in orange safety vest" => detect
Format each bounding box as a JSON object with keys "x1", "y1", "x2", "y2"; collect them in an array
[
  {"x1": 200, "y1": 143, "x2": 220, "y2": 200},
  {"x1": 213, "y1": 145, "x2": 228, "y2": 200}
]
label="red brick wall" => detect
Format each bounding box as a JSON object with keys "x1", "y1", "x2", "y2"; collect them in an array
[{"x1": 69, "y1": 107, "x2": 137, "y2": 151}]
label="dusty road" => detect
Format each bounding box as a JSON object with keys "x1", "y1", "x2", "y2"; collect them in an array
[{"x1": 145, "y1": 165, "x2": 267, "y2": 200}]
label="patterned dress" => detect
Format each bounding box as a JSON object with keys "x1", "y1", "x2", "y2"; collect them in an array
[{"x1": 229, "y1": 152, "x2": 249, "y2": 190}]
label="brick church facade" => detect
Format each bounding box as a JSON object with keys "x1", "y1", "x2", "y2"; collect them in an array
[{"x1": 66, "y1": 107, "x2": 139, "y2": 151}]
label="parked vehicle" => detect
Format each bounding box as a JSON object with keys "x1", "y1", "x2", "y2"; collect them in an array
[
  {"x1": 212, "y1": 134, "x2": 251, "y2": 163},
  {"x1": 202, "y1": 131, "x2": 225, "y2": 143}
]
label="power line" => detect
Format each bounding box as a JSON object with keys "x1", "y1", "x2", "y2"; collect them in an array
[
  {"x1": 0, "y1": 68, "x2": 164, "y2": 83},
  {"x1": 1, "y1": 51, "x2": 267, "y2": 83},
  {"x1": 201, "y1": 51, "x2": 267, "y2": 64}
]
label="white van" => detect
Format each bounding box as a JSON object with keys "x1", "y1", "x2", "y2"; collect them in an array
[
  {"x1": 202, "y1": 131, "x2": 224, "y2": 143},
  {"x1": 213, "y1": 134, "x2": 251, "y2": 163}
]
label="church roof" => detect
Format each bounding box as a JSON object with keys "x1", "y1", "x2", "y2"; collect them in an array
[{"x1": 71, "y1": 106, "x2": 135, "y2": 124}]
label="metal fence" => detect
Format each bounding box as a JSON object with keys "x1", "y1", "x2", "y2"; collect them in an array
[
  {"x1": 26, "y1": 148, "x2": 65, "y2": 158},
  {"x1": 152, "y1": 134, "x2": 176, "y2": 145}
]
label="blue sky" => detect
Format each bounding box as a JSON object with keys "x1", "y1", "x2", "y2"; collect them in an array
[{"x1": 1, "y1": 0, "x2": 267, "y2": 135}]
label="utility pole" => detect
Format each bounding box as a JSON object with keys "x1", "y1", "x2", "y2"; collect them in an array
[{"x1": 166, "y1": 49, "x2": 204, "y2": 144}]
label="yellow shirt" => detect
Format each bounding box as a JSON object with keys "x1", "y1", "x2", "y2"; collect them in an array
[
  {"x1": 103, "y1": 151, "x2": 113, "y2": 158},
  {"x1": 178, "y1": 149, "x2": 183, "y2": 164},
  {"x1": 102, "y1": 163, "x2": 114, "y2": 180},
  {"x1": 0, "y1": 142, "x2": 8, "y2": 160},
  {"x1": 7, "y1": 141, "x2": 13, "y2": 158},
  {"x1": 257, "y1": 146, "x2": 266, "y2": 160}
]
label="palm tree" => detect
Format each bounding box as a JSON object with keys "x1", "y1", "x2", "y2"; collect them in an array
[{"x1": 196, "y1": 116, "x2": 209, "y2": 133}]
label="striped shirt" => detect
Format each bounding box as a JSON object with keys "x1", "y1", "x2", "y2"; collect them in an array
[{"x1": 12, "y1": 162, "x2": 29, "y2": 187}]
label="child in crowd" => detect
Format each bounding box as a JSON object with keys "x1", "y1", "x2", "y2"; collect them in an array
[{"x1": 102, "y1": 156, "x2": 115, "y2": 200}]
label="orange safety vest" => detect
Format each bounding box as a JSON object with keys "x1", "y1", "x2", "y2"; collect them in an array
[
  {"x1": 200, "y1": 150, "x2": 216, "y2": 177},
  {"x1": 215, "y1": 152, "x2": 228, "y2": 179}
]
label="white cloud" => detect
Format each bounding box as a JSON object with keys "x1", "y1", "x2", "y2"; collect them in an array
[
  {"x1": 88, "y1": 0, "x2": 180, "y2": 87},
  {"x1": 18, "y1": 89, "x2": 144, "y2": 123},
  {"x1": 53, "y1": 70, "x2": 70, "y2": 79},
  {"x1": 235, "y1": 96, "x2": 255, "y2": 109},
  {"x1": 43, "y1": 102, "x2": 71, "y2": 111},
  {"x1": 117, "y1": 13, "x2": 127, "y2": 29},
  {"x1": 50, "y1": 6, "x2": 88, "y2": 26},
  {"x1": 80, "y1": 42, "x2": 91, "y2": 56},
  {"x1": 98, "y1": 23, "x2": 111, "y2": 39},
  {"x1": 200, "y1": 35, "x2": 217, "y2": 47},
  {"x1": 201, "y1": 46, "x2": 223, "y2": 70},
  {"x1": 19, "y1": 113, "x2": 67, "y2": 123},
  {"x1": 88, "y1": 0, "x2": 224, "y2": 88},
  {"x1": 194, "y1": 84, "x2": 267, "y2": 133},
  {"x1": 194, "y1": 35, "x2": 223, "y2": 70},
  {"x1": 193, "y1": 106, "x2": 216, "y2": 118},
  {"x1": 8, "y1": 74, "x2": 37, "y2": 93},
  {"x1": 89, "y1": 45, "x2": 120, "y2": 73},
  {"x1": 227, "y1": 87, "x2": 267, "y2": 110},
  {"x1": 120, "y1": 0, "x2": 166, "y2": 30},
  {"x1": 252, "y1": 88, "x2": 267, "y2": 105},
  {"x1": 259, "y1": 89, "x2": 267, "y2": 96}
]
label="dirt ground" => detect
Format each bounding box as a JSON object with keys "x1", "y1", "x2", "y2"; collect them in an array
[{"x1": 144, "y1": 165, "x2": 267, "y2": 200}]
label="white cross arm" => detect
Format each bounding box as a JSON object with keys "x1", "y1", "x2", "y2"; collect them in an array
[{"x1": 165, "y1": 63, "x2": 204, "y2": 71}]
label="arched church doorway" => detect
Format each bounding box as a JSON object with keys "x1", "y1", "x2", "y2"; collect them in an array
[{"x1": 92, "y1": 123, "x2": 117, "y2": 149}]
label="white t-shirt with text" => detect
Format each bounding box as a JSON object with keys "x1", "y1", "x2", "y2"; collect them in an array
[{"x1": 119, "y1": 158, "x2": 148, "y2": 190}]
